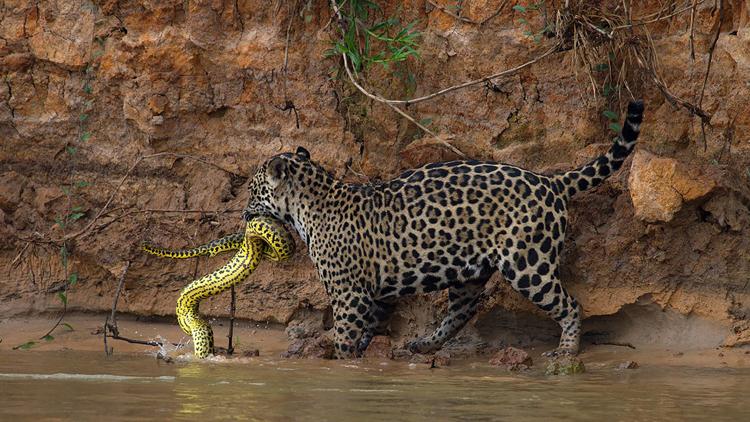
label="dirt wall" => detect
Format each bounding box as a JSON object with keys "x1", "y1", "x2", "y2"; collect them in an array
[{"x1": 1, "y1": 0, "x2": 749, "y2": 349}]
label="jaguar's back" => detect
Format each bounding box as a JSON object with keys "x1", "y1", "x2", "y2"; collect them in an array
[{"x1": 243, "y1": 100, "x2": 644, "y2": 358}]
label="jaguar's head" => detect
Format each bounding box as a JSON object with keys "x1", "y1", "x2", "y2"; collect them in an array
[{"x1": 242, "y1": 146, "x2": 313, "y2": 224}]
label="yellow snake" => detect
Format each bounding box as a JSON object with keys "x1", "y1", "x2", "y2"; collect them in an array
[{"x1": 142, "y1": 216, "x2": 295, "y2": 358}]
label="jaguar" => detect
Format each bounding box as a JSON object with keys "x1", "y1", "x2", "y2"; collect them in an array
[{"x1": 243, "y1": 100, "x2": 644, "y2": 358}]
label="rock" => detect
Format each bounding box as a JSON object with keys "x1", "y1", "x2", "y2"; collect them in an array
[
  {"x1": 0, "y1": 171, "x2": 26, "y2": 212},
  {"x1": 392, "y1": 348, "x2": 414, "y2": 361},
  {"x1": 242, "y1": 349, "x2": 260, "y2": 357},
  {"x1": 701, "y1": 194, "x2": 750, "y2": 232},
  {"x1": 431, "y1": 350, "x2": 451, "y2": 368},
  {"x1": 0, "y1": 53, "x2": 34, "y2": 71},
  {"x1": 26, "y1": 1, "x2": 94, "y2": 68},
  {"x1": 617, "y1": 361, "x2": 639, "y2": 370},
  {"x1": 285, "y1": 323, "x2": 318, "y2": 340},
  {"x1": 628, "y1": 150, "x2": 717, "y2": 222},
  {"x1": 281, "y1": 336, "x2": 334, "y2": 359},
  {"x1": 489, "y1": 347, "x2": 533, "y2": 371},
  {"x1": 363, "y1": 336, "x2": 393, "y2": 360},
  {"x1": 545, "y1": 355, "x2": 585, "y2": 375},
  {"x1": 409, "y1": 353, "x2": 433, "y2": 364},
  {"x1": 390, "y1": 346, "x2": 449, "y2": 368}
]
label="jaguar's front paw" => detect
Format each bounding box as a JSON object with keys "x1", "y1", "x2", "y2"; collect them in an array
[
  {"x1": 542, "y1": 347, "x2": 578, "y2": 358},
  {"x1": 405, "y1": 338, "x2": 439, "y2": 354}
]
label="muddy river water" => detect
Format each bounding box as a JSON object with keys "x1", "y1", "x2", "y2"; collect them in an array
[{"x1": 2, "y1": 348, "x2": 749, "y2": 421}]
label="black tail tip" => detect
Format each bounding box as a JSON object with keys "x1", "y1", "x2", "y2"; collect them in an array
[{"x1": 627, "y1": 100, "x2": 644, "y2": 115}]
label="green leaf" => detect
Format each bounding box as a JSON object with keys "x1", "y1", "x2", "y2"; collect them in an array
[
  {"x1": 603, "y1": 110, "x2": 618, "y2": 121},
  {"x1": 43, "y1": 334, "x2": 55, "y2": 342},
  {"x1": 513, "y1": 5, "x2": 527, "y2": 13},
  {"x1": 62, "y1": 323, "x2": 75, "y2": 331},
  {"x1": 83, "y1": 84, "x2": 93, "y2": 94},
  {"x1": 58, "y1": 292, "x2": 67, "y2": 306},
  {"x1": 68, "y1": 212, "x2": 85, "y2": 221},
  {"x1": 15, "y1": 341, "x2": 36, "y2": 350},
  {"x1": 79, "y1": 113, "x2": 89, "y2": 122},
  {"x1": 68, "y1": 273, "x2": 78, "y2": 286},
  {"x1": 55, "y1": 216, "x2": 65, "y2": 229},
  {"x1": 75, "y1": 181, "x2": 90, "y2": 188},
  {"x1": 61, "y1": 186, "x2": 71, "y2": 196},
  {"x1": 60, "y1": 245, "x2": 68, "y2": 268},
  {"x1": 609, "y1": 122, "x2": 622, "y2": 133},
  {"x1": 66, "y1": 146, "x2": 77, "y2": 155},
  {"x1": 80, "y1": 132, "x2": 91, "y2": 142},
  {"x1": 594, "y1": 63, "x2": 609, "y2": 72},
  {"x1": 602, "y1": 84, "x2": 615, "y2": 97},
  {"x1": 304, "y1": 14, "x2": 312, "y2": 23}
]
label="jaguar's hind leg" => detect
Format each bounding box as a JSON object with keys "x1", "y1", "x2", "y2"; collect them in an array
[
  {"x1": 501, "y1": 260, "x2": 581, "y2": 355},
  {"x1": 406, "y1": 279, "x2": 487, "y2": 354}
]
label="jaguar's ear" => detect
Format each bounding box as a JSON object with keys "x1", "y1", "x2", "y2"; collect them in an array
[
  {"x1": 267, "y1": 156, "x2": 288, "y2": 189},
  {"x1": 295, "y1": 146, "x2": 310, "y2": 160}
]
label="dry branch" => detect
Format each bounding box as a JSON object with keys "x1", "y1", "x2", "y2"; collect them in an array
[{"x1": 104, "y1": 261, "x2": 168, "y2": 355}]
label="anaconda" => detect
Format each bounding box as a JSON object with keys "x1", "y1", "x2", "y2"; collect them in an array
[{"x1": 142, "y1": 216, "x2": 295, "y2": 358}]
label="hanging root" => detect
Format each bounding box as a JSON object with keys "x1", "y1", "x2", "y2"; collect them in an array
[{"x1": 552, "y1": 0, "x2": 710, "y2": 122}]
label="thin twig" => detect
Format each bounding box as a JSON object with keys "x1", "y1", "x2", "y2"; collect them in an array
[
  {"x1": 61, "y1": 153, "x2": 237, "y2": 242},
  {"x1": 689, "y1": 0, "x2": 698, "y2": 60},
  {"x1": 103, "y1": 260, "x2": 166, "y2": 352},
  {"x1": 349, "y1": 44, "x2": 560, "y2": 106},
  {"x1": 590, "y1": 340, "x2": 636, "y2": 349},
  {"x1": 11, "y1": 242, "x2": 30, "y2": 268},
  {"x1": 39, "y1": 238, "x2": 70, "y2": 340},
  {"x1": 610, "y1": 0, "x2": 706, "y2": 30},
  {"x1": 107, "y1": 260, "x2": 131, "y2": 336},
  {"x1": 104, "y1": 314, "x2": 110, "y2": 355},
  {"x1": 698, "y1": 0, "x2": 723, "y2": 150},
  {"x1": 329, "y1": 0, "x2": 468, "y2": 157},
  {"x1": 329, "y1": 1, "x2": 559, "y2": 107},
  {"x1": 426, "y1": 0, "x2": 478, "y2": 24},
  {"x1": 479, "y1": 0, "x2": 510, "y2": 26},
  {"x1": 39, "y1": 301, "x2": 67, "y2": 340},
  {"x1": 140, "y1": 208, "x2": 243, "y2": 214},
  {"x1": 227, "y1": 285, "x2": 236, "y2": 355},
  {"x1": 698, "y1": 0, "x2": 722, "y2": 110}
]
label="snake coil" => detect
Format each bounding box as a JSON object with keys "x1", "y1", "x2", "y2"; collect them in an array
[{"x1": 142, "y1": 216, "x2": 295, "y2": 358}]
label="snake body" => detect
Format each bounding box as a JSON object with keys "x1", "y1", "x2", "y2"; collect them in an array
[{"x1": 142, "y1": 216, "x2": 295, "y2": 358}]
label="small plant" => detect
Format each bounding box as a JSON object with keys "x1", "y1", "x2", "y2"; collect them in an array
[
  {"x1": 26, "y1": 27, "x2": 105, "y2": 347},
  {"x1": 603, "y1": 109, "x2": 621, "y2": 134},
  {"x1": 513, "y1": 2, "x2": 552, "y2": 43},
  {"x1": 328, "y1": 0, "x2": 421, "y2": 73}
]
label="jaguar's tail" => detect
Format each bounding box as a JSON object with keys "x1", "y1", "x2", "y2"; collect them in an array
[{"x1": 554, "y1": 100, "x2": 644, "y2": 198}]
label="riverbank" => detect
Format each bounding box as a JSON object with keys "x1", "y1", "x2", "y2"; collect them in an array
[{"x1": 2, "y1": 313, "x2": 748, "y2": 370}]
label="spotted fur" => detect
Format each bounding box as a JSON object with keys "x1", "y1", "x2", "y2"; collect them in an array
[
  {"x1": 144, "y1": 216, "x2": 295, "y2": 358},
  {"x1": 244, "y1": 101, "x2": 644, "y2": 358}
]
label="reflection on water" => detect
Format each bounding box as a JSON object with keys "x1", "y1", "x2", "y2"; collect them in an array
[{"x1": 1, "y1": 350, "x2": 749, "y2": 421}]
